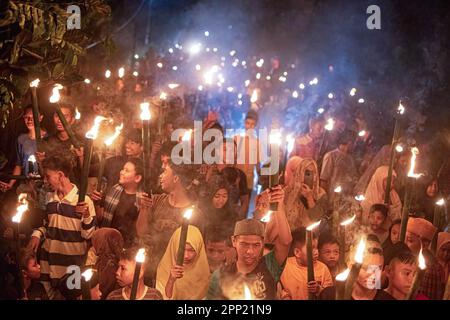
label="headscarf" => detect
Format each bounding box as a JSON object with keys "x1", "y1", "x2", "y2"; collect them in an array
[
  {"x1": 284, "y1": 157, "x2": 326, "y2": 230},
  {"x1": 361, "y1": 166, "x2": 402, "y2": 228},
  {"x1": 200, "y1": 174, "x2": 237, "y2": 234},
  {"x1": 156, "y1": 225, "x2": 210, "y2": 300},
  {"x1": 437, "y1": 232, "x2": 450, "y2": 284},
  {"x1": 91, "y1": 228, "x2": 124, "y2": 299}
]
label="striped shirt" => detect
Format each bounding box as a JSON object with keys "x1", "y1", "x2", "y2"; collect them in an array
[
  {"x1": 106, "y1": 286, "x2": 163, "y2": 300},
  {"x1": 32, "y1": 184, "x2": 96, "y2": 287}
]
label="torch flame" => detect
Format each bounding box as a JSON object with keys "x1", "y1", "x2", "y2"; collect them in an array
[
  {"x1": 250, "y1": 89, "x2": 258, "y2": 103},
  {"x1": 395, "y1": 145, "x2": 404, "y2": 153},
  {"x1": 354, "y1": 238, "x2": 366, "y2": 264},
  {"x1": 75, "y1": 108, "x2": 81, "y2": 120},
  {"x1": 49, "y1": 84, "x2": 63, "y2": 103},
  {"x1": 12, "y1": 194, "x2": 29, "y2": 224},
  {"x1": 160, "y1": 92, "x2": 168, "y2": 100},
  {"x1": 118, "y1": 67, "x2": 125, "y2": 78},
  {"x1": 183, "y1": 208, "x2": 194, "y2": 220},
  {"x1": 336, "y1": 268, "x2": 351, "y2": 282},
  {"x1": 30, "y1": 79, "x2": 40, "y2": 88},
  {"x1": 436, "y1": 198, "x2": 445, "y2": 206},
  {"x1": 269, "y1": 131, "x2": 282, "y2": 145},
  {"x1": 306, "y1": 220, "x2": 321, "y2": 231},
  {"x1": 418, "y1": 248, "x2": 426, "y2": 270},
  {"x1": 334, "y1": 186, "x2": 342, "y2": 193},
  {"x1": 407, "y1": 147, "x2": 423, "y2": 179},
  {"x1": 354, "y1": 194, "x2": 365, "y2": 201},
  {"x1": 135, "y1": 248, "x2": 146, "y2": 263},
  {"x1": 358, "y1": 130, "x2": 366, "y2": 137},
  {"x1": 349, "y1": 88, "x2": 356, "y2": 96},
  {"x1": 397, "y1": 102, "x2": 405, "y2": 115},
  {"x1": 82, "y1": 268, "x2": 94, "y2": 281},
  {"x1": 243, "y1": 285, "x2": 252, "y2": 300},
  {"x1": 104, "y1": 123, "x2": 124, "y2": 146},
  {"x1": 140, "y1": 102, "x2": 151, "y2": 121},
  {"x1": 28, "y1": 155, "x2": 36, "y2": 163},
  {"x1": 85, "y1": 116, "x2": 106, "y2": 140},
  {"x1": 325, "y1": 118, "x2": 335, "y2": 131},
  {"x1": 168, "y1": 84, "x2": 179, "y2": 89},
  {"x1": 105, "y1": 70, "x2": 111, "y2": 79},
  {"x1": 340, "y1": 214, "x2": 356, "y2": 226},
  {"x1": 286, "y1": 134, "x2": 295, "y2": 154},
  {"x1": 182, "y1": 129, "x2": 192, "y2": 142},
  {"x1": 260, "y1": 210, "x2": 273, "y2": 223}
]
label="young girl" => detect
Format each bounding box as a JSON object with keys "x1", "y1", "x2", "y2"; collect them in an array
[{"x1": 156, "y1": 225, "x2": 210, "y2": 299}]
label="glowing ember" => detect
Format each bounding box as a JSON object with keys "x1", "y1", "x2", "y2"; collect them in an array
[
  {"x1": 334, "y1": 186, "x2": 342, "y2": 193},
  {"x1": 397, "y1": 102, "x2": 405, "y2": 115}
]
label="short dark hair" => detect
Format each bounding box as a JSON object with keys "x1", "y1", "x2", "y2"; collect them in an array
[
  {"x1": 318, "y1": 232, "x2": 340, "y2": 251},
  {"x1": 19, "y1": 248, "x2": 35, "y2": 270},
  {"x1": 390, "y1": 251, "x2": 417, "y2": 267},
  {"x1": 125, "y1": 158, "x2": 144, "y2": 180},
  {"x1": 370, "y1": 204, "x2": 389, "y2": 218},
  {"x1": 245, "y1": 110, "x2": 258, "y2": 124},
  {"x1": 161, "y1": 141, "x2": 178, "y2": 157},
  {"x1": 291, "y1": 227, "x2": 316, "y2": 250},
  {"x1": 125, "y1": 129, "x2": 143, "y2": 145},
  {"x1": 58, "y1": 104, "x2": 75, "y2": 117},
  {"x1": 120, "y1": 247, "x2": 138, "y2": 261},
  {"x1": 42, "y1": 154, "x2": 73, "y2": 177},
  {"x1": 384, "y1": 242, "x2": 411, "y2": 266},
  {"x1": 205, "y1": 227, "x2": 230, "y2": 244}
]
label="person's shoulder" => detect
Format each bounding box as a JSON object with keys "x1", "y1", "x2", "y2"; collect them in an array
[
  {"x1": 106, "y1": 288, "x2": 124, "y2": 300},
  {"x1": 144, "y1": 287, "x2": 163, "y2": 300},
  {"x1": 376, "y1": 289, "x2": 396, "y2": 300},
  {"x1": 319, "y1": 286, "x2": 336, "y2": 300},
  {"x1": 17, "y1": 133, "x2": 30, "y2": 143}
]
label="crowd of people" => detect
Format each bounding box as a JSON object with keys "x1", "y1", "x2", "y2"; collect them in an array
[{"x1": 0, "y1": 86, "x2": 449, "y2": 301}]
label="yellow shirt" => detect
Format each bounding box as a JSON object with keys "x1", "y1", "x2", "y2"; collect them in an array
[{"x1": 280, "y1": 257, "x2": 333, "y2": 300}]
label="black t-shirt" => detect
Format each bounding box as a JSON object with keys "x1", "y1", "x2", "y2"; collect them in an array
[
  {"x1": 319, "y1": 286, "x2": 395, "y2": 300},
  {"x1": 110, "y1": 191, "x2": 138, "y2": 248},
  {"x1": 213, "y1": 258, "x2": 277, "y2": 300}
]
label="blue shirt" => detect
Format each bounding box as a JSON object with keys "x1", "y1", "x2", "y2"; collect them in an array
[{"x1": 15, "y1": 134, "x2": 37, "y2": 175}]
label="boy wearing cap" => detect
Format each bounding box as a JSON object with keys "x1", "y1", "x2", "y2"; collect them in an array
[{"x1": 206, "y1": 186, "x2": 291, "y2": 300}]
